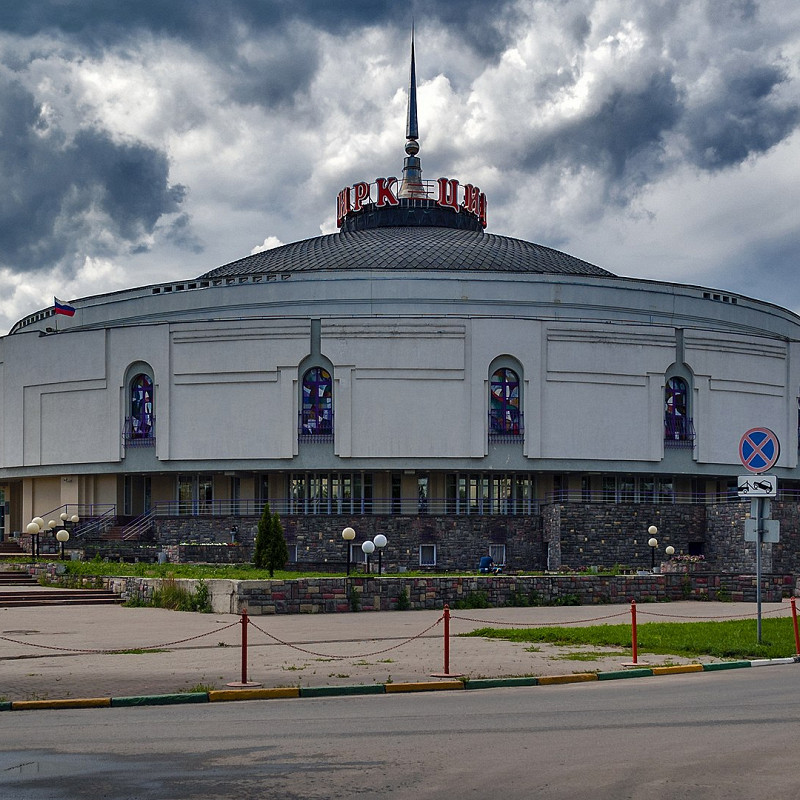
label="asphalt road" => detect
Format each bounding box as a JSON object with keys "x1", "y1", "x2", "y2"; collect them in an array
[{"x1": 1, "y1": 666, "x2": 798, "y2": 799}]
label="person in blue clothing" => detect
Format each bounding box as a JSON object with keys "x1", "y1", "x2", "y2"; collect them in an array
[{"x1": 478, "y1": 554, "x2": 495, "y2": 573}]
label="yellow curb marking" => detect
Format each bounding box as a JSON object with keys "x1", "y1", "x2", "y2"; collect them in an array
[
  {"x1": 209, "y1": 688, "x2": 300, "y2": 702},
  {"x1": 385, "y1": 680, "x2": 464, "y2": 693},
  {"x1": 537, "y1": 673, "x2": 599, "y2": 685},
  {"x1": 12, "y1": 698, "x2": 111, "y2": 710},
  {"x1": 651, "y1": 664, "x2": 704, "y2": 675}
]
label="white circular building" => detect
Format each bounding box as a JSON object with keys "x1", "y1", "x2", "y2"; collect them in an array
[{"x1": 1, "y1": 46, "x2": 798, "y2": 576}]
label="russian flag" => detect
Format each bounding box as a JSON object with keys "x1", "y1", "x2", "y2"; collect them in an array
[{"x1": 54, "y1": 297, "x2": 76, "y2": 317}]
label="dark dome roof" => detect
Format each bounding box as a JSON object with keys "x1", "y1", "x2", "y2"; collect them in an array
[{"x1": 198, "y1": 225, "x2": 614, "y2": 280}]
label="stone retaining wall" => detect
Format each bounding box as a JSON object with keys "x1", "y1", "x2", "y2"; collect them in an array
[{"x1": 102, "y1": 572, "x2": 796, "y2": 614}]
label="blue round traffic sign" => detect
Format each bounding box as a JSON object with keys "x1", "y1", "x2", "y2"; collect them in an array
[{"x1": 739, "y1": 427, "x2": 780, "y2": 473}]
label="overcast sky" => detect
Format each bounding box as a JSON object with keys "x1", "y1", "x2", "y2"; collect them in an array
[{"x1": 1, "y1": 1, "x2": 798, "y2": 334}]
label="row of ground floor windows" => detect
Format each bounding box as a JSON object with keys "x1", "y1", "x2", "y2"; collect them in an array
[{"x1": 119, "y1": 472, "x2": 793, "y2": 517}]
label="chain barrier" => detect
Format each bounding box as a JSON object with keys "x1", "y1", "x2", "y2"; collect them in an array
[
  {"x1": 245, "y1": 614, "x2": 444, "y2": 660},
  {"x1": 0, "y1": 620, "x2": 240, "y2": 655},
  {"x1": 636, "y1": 604, "x2": 792, "y2": 621},
  {"x1": 449, "y1": 609, "x2": 630, "y2": 626}
]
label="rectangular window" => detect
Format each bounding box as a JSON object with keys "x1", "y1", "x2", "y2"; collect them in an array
[
  {"x1": 619, "y1": 475, "x2": 635, "y2": 503},
  {"x1": 287, "y1": 544, "x2": 298, "y2": 562},
  {"x1": 418, "y1": 476, "x2": 429, "y2": 514},
  {"x1": 350, "y1": 543, "x2": 367, "y2": 563},
  {"x1": 419, "y1": 544, "x2": 436, "y2": 567},
  {"x1": 178, "y1": 475, "x2": 194, "y2": 515},
  {"x1": 489, "y1": 544, "x2": 506, "y2": 565}
]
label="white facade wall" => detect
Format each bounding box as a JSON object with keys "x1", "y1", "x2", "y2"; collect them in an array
[{"x1": 1, "y1": 271, "x2": 799, "y2": 481}]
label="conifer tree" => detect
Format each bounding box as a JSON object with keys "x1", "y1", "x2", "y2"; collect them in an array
[{"x1": 253, "y1": 502, "x2": 289, "y2": 577}]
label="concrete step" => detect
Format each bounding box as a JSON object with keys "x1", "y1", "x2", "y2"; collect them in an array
[
  {"x1": 0, "y1": 588, "x2": 122, "y2": 607},
  {"x1": 0, "y1": 573, "x2": 37, "y2": 585},
  {"x1": 0, "y1": 596, "x2": 122, "y2": 607}
]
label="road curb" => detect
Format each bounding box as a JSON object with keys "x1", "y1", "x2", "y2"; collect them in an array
[{"x1": 2, "y1": 657, "x2": 796, "y2": 711}]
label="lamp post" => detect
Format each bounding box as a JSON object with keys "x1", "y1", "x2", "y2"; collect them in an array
[
  {"x1": 342, "y1": 527, "x2": 356, "y2": 575},
  {"x1": 373, "y1": 534, "x2": 388, "y2": 575},
  {"x1": 361, "y1": 540, "x2": 375, "y2": 574},
  {"x1": 56, "y1": 529, "x2": 70, "y2": 560},
  {"x1": 60, "y1": 512, "x2": 79, "y2": 532},
  {"x1": 665, "y1": 545, "x2": 675, "y2": 559},
  {"x1": 26, "y1": 520, "x2": 42, "y2": 561},
  {"x1": 647, "y1": 525, "x2": 658, "y2": 571}
]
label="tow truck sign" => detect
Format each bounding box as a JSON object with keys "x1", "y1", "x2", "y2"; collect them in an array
[{"x1": 737, "y1": 475, "x2": 777, "y2": 497}]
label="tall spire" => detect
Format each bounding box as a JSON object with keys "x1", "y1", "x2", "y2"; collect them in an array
[
  {"x1": 398, "y1": 25, "x2": 427, "y2": 199},
  {"x1": 406, "y1": 24, "x2": 419, "y2": 146}
]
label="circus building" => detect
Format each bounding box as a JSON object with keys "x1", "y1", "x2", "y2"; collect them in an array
[{"x1": 1, "y1": 42, "x2": 800, "y2": 579}]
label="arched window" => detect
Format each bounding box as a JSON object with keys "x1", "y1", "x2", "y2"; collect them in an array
[
  {"x1": 489, "y1": 368, "x2": 522, "y2": 440},
  {"x1": 127, "y1": 373, "x2": 155, "y2": 445},
  {"x1": 301, "y1": 367, "x2": 333, "y2": 440},
  {"x1": 664, "y1": 376, "x2": 694, "y2": 447}
]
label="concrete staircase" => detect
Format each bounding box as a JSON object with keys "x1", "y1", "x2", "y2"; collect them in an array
[
  {"x1": 0, "y1": 540, "x2": 25, "y2": 558},
  {"x1": 0, "y1": 571, "x2": 122, "y2": 607}
]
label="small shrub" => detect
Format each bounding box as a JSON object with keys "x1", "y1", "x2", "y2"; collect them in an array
[
  {"x1": 349, "y1": 585, "x2": 361, "y2": 612},
  {"x1": 396, "y1": 587, "x2": 411, "y2": 611},
  {"x1": 552, "y1": 593, "x2": 581, "y2": 607},
  {"x1": 150, "y1": 577, "x2": 212, "y2": 612},
  {"x1": 453, "y1": 590, "x2": 490, "y2": 609}
]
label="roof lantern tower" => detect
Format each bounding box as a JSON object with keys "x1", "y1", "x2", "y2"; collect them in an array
[{"x1": 335, "y1": 29, "x2": 488, "y2": 233}]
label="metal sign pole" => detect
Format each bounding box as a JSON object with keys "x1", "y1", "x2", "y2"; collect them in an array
[{"x1": 756, "y1": 496, "x2": 762, "y2": 644}]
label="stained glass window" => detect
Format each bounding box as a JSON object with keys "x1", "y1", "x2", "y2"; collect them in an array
[
  {"x1": 489, "y1": 368, "x2": 520, "y2": 434},
  {"x1": 130, "y1": 374, "x2": 154, "y2": 440},
  {"x1": 301, "y1": 368, "x2": 332, "y2": 436},
  {"x1": 665, "y1": 377, "x2": 688, "y2": 440}
]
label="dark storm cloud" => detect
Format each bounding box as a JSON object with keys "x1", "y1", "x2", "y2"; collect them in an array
[
  {"x1": 0, "y1": 76, "x2": 185, "y2": 274},
  {"x1": 682, "y1": 63, "x2": 800, "y2": 170},
  {"x1": 0, "y1": 0, "x2": 519, "y2": 107},
  {"x1": 518, "y1": 70, "x2": 682, "y2": 201},
  {"x1": 0, "y1": 0, "x2": 519, "y2": 53}
]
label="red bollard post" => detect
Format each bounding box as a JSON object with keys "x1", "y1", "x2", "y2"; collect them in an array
[
  {"x1": 241, "y1": 608, "x2": 249, "y2": 685},
  {"x1": 791, "y1": 597, "x2": 800, "y2": 656},
  {"x1": 630, "y1": 600, "x2": 638, "y2": 665},
  {"x1": 443, "y1": 604, "x2": 450, "y2": 676}
]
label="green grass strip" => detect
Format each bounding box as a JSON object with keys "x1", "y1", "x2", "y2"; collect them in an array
[{"x1": 462, "y1": 618, "x2": 796, "y2": 661}]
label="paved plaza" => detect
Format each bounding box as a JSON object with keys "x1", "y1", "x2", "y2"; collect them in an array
[{"x1": 2, "y1": 587, "x2": 795, "y2": 702}]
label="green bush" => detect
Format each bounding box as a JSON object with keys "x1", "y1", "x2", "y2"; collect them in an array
[
  {"x1": 253, "y1": 503, "x2": 289, "y2": 577},
  {"x1": 150, "y1": 577, "x2": 212, "y2": 612},
  {"x1": 396, "y1": 587, "x2": 411, "y2": 610},
  {"x1": 452, "y1": 590, "x2": 490, "y2": 609}
]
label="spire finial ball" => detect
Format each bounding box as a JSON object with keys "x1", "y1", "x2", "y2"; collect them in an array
[{"x1": 405, "y1": 139, "x2": 419, "y2": 156}]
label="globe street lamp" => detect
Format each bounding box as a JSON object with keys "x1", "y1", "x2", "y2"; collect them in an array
[
  {"x1": 56, "y1": 529, "x2": 70, "y2": 560},
  {"x1": 373, "y1": 534, "x2": 388, "y2": 575},
  {"x1": 647, "y1": 525, "x2": 658, "y2": 571},
  {"x1": 342, "y1": 527, "x2": 356, "y2": 575},
  {"x1": 60, "y1": 512, "x2": 79, "y2": 532},
  {"x1": 665, "y1": 545, "x2": 675, "y2": 558},
  {"x1": 361, "y1": 540, "x2": 375, "y2": 573},
  {"x1": 26, "y1": 520, "x2": 42, "y2": 561}
]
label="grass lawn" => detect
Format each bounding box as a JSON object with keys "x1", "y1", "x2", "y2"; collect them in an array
[{"x1": 462, "y1": 618, "x2": 799, "y2": 661}]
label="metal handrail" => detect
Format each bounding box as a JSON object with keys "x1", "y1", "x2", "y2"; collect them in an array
[{"x1": 122, "y1": 509, "x2": 157, "y2": 541}]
